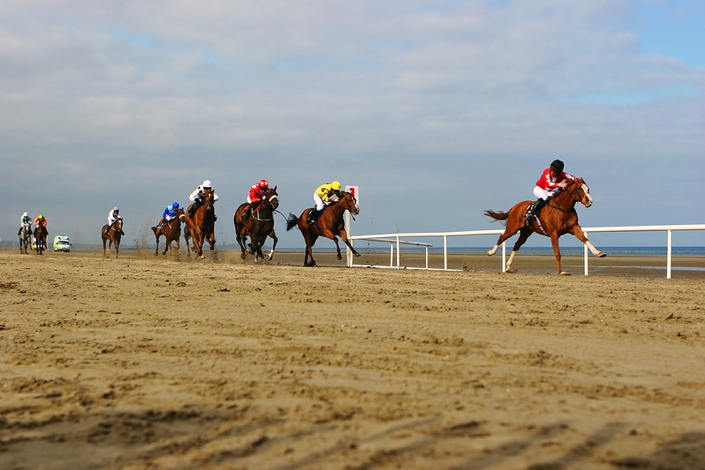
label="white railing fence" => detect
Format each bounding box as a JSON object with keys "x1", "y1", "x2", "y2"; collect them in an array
[{"x1": 346, "y1": 224, "x2": 705, "y2": 279}]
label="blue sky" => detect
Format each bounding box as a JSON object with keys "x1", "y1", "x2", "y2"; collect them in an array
[{"x1": 1, "y1": 0, "x2": 703, "y2": 250}]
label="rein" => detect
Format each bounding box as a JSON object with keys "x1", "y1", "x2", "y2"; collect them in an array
[{"x1": 545, "y1": 188, "x2": 578, "y2": 214}]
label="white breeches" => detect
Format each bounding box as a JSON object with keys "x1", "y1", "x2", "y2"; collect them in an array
[
  {"x1": 533, "y1": 186, "x2": 555, "y2": 201},
  {"x1": 313, "y1": 193, "x2": 327, "y2": 211}
]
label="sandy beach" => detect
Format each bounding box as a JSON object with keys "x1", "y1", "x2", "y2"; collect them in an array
[{"x1": 1, "y1": 248, "x2": 704, "y2": 469}]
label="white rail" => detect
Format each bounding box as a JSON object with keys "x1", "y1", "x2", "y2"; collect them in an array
[{"x1": 347, "y1": 224, "x2": 705, "y2": 279}]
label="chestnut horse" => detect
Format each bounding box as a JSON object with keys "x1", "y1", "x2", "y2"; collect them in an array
[
  {"x1": 286, "y1": 191, "x2": 360, "y2": 266},
  {"x1": 34, "y1": 224, "x2": 48, "y2": 255},
  {"x1": 152, "y1": 207, "x2": 187, "y2": 256},
  {"x1": 187, "y1": 188, "x2": 216, "y2": 258},
  {"x1": 19, "y1": 223, "x2": 32, "y2": 254},
  {"x1": 102, "y1": 217, "x2": 123, "y2": 258},
  {"x1": 233, "y1": 186, "x2": 279, "y2": 262},
  {"x1": 485, "y1": 177, "x2": 605, "y2": 275}
]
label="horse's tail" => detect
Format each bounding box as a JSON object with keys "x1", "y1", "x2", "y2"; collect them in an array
[
  {"x1": 484, "y1": 209, "x2": 509, "y2": 222},
  {"x1": 286, "y1": 213, "x2": 300, "y2": 231},
  {"x1": 151, "y1": 226, "x2": 158, "y2": 235}
]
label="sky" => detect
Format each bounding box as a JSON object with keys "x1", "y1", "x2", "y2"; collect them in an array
[{"x1": 1, "y1": 0, "x2": 703, "y2": 250}]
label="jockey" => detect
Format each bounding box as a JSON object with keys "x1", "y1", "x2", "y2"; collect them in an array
[
  {"x1": 526, "y1": 159, "x2": 574, "y2": 225},
  {"x1": 243, "y1": 179, "x2": 269, "y2": 220},
  {"x1": 18, "y1": 212, "x2": 32, "y2": 236},
  {"x1": 307, "y1": 181, "x2": 342, "y2": 224},
  {"x1": 105, "y1": 206, "x2": 125, "y2": 237},
  {"x1": 188, "y1": 180, "x2": 219, "y2": 219},
  {"x1": 34, "y1": 214, "x2": 47, "y2": 227},
  {"x1": 158, "y1": 202, "x2": 180, "y2": 230}
]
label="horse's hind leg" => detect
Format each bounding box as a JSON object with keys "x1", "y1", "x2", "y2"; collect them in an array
[
  {"x1": 487, "y1": 227, "x2": 520, "y2": 256},
  {"x1": 505, "y1": 228, "x2": 533, "y2": 272}
]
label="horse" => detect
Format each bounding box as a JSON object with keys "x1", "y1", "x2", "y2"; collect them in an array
[
  {"x1": 33, "y1": 224, "x2": 48, "y2": 255},
  {"x1": 152, "y1": 208, "x2": 185, "y2": 256},
  {"x1": 286, "y1": 191, "x2": 361, "y2": 266},
  {"x1": 233, "y1": 186, "x2": 280, "y2": 262},
  {"x1": 484, "y1": 177, "x2": 606, "y2": 275},
  {"x1": 187, "y1": 188, "x2": 216, "y2": 258},
  {"x1": 19, "y1": 223, "x2": 32, "y2": 254},
  {"x1": 102, "y1": 217, "x2": 123, "y2": 258}
]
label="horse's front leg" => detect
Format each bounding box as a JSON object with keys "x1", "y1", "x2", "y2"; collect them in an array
[
  {"x1": 336, "y1": 230, "x2": 359, "y2": 257},
  {"x1": 569, "y1": 225, "x2": 606, "y2": 258},
  {"x1": 267, "y1": 231, "x2": 278, "y2": 261}
]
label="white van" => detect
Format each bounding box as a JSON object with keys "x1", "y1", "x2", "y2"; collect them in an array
[{"x1": 53, "y1": 235, "x2": 71, "y2": 252}]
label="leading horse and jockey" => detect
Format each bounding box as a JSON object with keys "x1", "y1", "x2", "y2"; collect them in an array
[{"x1": 485, "y1": 176, "x2": 606, "y2": 275}]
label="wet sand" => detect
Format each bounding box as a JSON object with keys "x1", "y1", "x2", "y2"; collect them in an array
[{"x1": 1, "y1": 249, "x2": 704, "y2": 469}]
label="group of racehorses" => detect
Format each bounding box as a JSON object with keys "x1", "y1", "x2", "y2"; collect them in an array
[
  {"x1": 18, "y1": 223, "x2": 45, "y2": 255},
  {"x1": 147, "y1": 187, "x2": 362, "y2": 265},
  {"x1": 25, "y1": 176, "x2": 605, "y2": 273}
]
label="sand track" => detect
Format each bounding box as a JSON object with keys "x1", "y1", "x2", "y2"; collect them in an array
[{"x1": 1, "y1": 251, "x2": 703, "y2": 469}]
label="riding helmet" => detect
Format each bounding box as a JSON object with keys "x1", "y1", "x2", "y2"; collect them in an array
[
  {"x1": 331, "y1": 181, "x2": 342, "y2": 191},
  {"x1": 258, "y1": 179, "x2": 269, "y2": 189},
  {"x1": 550, "y1": 159, "x2": 564, "y2": 173},
  {"x1": 202, "y1": 180, "x2": 212, "y2": 188},
  {"x1": 173, "y1": 202, "x2": 179, "y2": 209}
]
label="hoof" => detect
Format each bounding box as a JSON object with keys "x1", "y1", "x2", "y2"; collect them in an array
[
  {"x1": 336, "y1": 254, "x2": 342, "y2": 260},
  {"x1": 354, "y1": 252, "x2": 361, "y2": 257},
  {"x1": 266, "y1": 254, "x2": 273, "y2": 261},
  {"x1": 240, "y1": 253, "x2": 246, "y2": 260},
  {"x1": 559, "y1": 271, "x2": 571, "y2": 276},
  {"x1": 597, "y1": 252, "x2": 606, "y2": 258},
  {"x1": 486, "y1": 250, "x2": 493, "y2": 256}
]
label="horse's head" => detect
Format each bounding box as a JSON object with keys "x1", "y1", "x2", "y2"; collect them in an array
[
  {"x1": 264, "y1": 186, "x2": 279, "y2": 210},
  {"x1": 565, "y1": 177, "x2": 593, "y2": 208},
  {"x1": 338, "y1": 191, "x2": 360, "y2": 215},
  {"x1": 113, "y1": 217, "x2": 124, "y2": 231},
  {"x1": 203, "y1": 187, "x2": 215, "y2": 207}
]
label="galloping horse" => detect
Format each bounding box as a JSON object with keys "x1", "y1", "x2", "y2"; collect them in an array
[
  {"x1": 152, "y1": 208, "x2": 185, "y2": 256},
  {"x1": 102, "y1": 218, "x2": 123, "y2": 258},
  {"x1": 233, "y1": 186, "x2": 279, "y2": 262},
  {"x1": 187, "y1": 188, "x2": 216, "y2": 258},
  {"x1": 19, "y1": 223, "x2": 32, "y2": 254},
  {"x1": 286, "y1": 191, "x2": 360, "y2": 266},
  {"x1": 484, "y1": 177, "x2": 606, "y2": 275},
  {"x1": 33, "y1": 224, "x2": 48, "y2": 255}
]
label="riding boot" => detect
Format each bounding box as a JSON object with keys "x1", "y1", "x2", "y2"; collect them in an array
[
  {"x1": 243, "y1": 208, "x2": 251, "y2": 220},
  {"x1": 525, "y1": 199, "x2": 545, "y2": 226},
  {"x1": 307, "y1": 207, "x2": 318, "y2": 224},
  {"x1": 188, "y1": 202, "x2": 200, "y2": 219}
]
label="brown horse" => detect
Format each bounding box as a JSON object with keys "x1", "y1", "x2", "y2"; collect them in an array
[
  {"x1": 286, "y1": 191, "x2": 361, "y2": 266},
  {"x1": 34, "y1": 224, "x2": 48, "y2": 255},
  {"x1": 233, "y1": 186, "x2": 280, "y2": 262},
  {"x1": 102, "y1": 217, "x2": 123, "y2": 258},
  {"x1": 484, "y1": 177, "x2": 606, "y2": 275},
  {"x1": 187, "y1": 188, "x2": 216, "y2": 258},
  {"x1": 152, "y1": 208, "x2": 186, "y2": 255},
  {"x1": 19, "y1": 223, "x2": 32, "y2": 254}
]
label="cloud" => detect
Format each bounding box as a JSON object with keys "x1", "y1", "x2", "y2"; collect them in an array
[{"x1": 0, "y1": 1, "x2": 702, "y2": 248}]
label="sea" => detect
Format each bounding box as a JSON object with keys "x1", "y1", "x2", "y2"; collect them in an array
[{"x1": 347, "y1": 245, "x2": 705, "y2": 256}]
